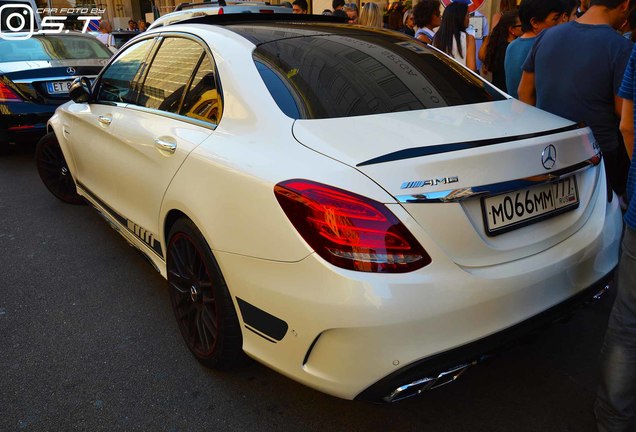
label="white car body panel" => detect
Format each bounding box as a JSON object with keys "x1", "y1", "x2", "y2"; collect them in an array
[
  {"x1": 44, "y1": 21, "x2": 622, "y2": 401},
  {"x1": 292, "y1": 99, "x2": 573, "y2": 167},
  {"x1": 162, "y1": 119, "x2": 392, "y2": 262},
  {"x1": 292, "y1": 101, "x2": 602, "y2": 267},
  {"x1": 217, "y1": 190, "x2": 620, "y2": 399}
]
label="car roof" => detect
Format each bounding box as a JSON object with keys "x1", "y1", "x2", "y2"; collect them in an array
[
  {"x1": 170, "y1": 14, "x2": 395, "y2": 46},
  {"x1": 148, "y1": 3, "x2": 294, "y2": 29},
  {"x1": 174, "y1": 1, "x2": 281, "y2": 11}
]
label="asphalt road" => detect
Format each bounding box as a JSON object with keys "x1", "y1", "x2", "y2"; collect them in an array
[{"x1": 0, "y1": 144, "x2": 615, "y2": 432}]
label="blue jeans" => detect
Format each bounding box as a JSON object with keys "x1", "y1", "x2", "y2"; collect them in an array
[{"x1": 595, "y1": 225, "x2": 636, "y2": 431}]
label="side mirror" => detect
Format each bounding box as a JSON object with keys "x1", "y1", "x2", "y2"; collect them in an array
[{"x1": 69, "y1": 77, "x2": 92, "y2": 103}]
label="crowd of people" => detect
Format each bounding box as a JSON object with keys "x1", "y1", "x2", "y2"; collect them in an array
[{"x1": 96, "y1": 18, "x2": 151, "y2": 49}]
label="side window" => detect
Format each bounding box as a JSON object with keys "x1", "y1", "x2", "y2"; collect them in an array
[
  {"x1": 255, "y1": 60, "x2": 300, "y2": 119},
  {"x1": 96, "y1": 39, "x2": 153, "y2": 103},
  {"x1": 180, "y1": 54, "x2": 223, "y2": 125},
  {"x1": 138, "y1": 38, "x2": 203, "y2": 113}
]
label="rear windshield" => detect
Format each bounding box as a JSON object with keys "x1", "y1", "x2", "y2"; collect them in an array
[
  {"x1": 111, "y1": 33, "x2": 138, "y2": 49},
  {"x1": 254, "y1": 34, "x2": 505, "y2": 120},
  {"x1": 0, "y1": 35, "x2": 112, "y2": 62}
]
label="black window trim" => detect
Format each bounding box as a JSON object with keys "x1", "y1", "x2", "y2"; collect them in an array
[
  {"x1": 91, "y1": 31, "x2": 224, "y2": 130},
  {"x1": 135, "y1": 32, "x2": 224, "y2": 129},
  {"x1": 254, "y1": 54, "x2": 307, "y2": 120},
  {"x1": 91, "y1": 34, "x2": 160, "y2": 107}
]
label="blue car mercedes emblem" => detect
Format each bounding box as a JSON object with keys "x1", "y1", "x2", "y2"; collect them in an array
[
  {"x1": 541, "y1": 144, "x2": 557, "y2": 170},
  {"x1": 66, "y1": 67, "x2": 76, "y2": 75}
]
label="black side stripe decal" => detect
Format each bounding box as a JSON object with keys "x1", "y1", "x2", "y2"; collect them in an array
[
  {"x1": 356, "y1": 124, "x2": 582, "y2": 167},
  {"x1": 237, "y1": 298, "x2": 288, "y2": 342},
  {"x1": 78, "y1": 181, "x2": 164, "y2": 259}
]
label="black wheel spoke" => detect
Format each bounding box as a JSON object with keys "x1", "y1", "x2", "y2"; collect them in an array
[
  {"x1": 42, "y1": 145, "x2": 60, "y2": 162},
  {"x1": 186, "y1": 241, "x2": 197, "y2": 272},
  {"x1": 171, "y1": 241, "x2": 190, "y2": 277},
  {"x1": 36, "y1": 134, "x2": 84, "y2": 205},
  {"x1": 40, "y1": 158, "x2": 61, "y2": 171},
  {"x1": 196, "y1": 311, "x2": 212, "y2": 352},
  {"x1": 167, "y1": 225, "x2": 227, "y2": 362},
  {"x1": 193, "y1": 254, "x2": 205, "y2": 281},
  {"x1": 168, "y1": 271, "x2": 190, "y2": 294},
  {"x1": 188, "y1": 308, "x2": 199, "y2": 343},
  {"x1": 174, "y1": 297, "x2": 196, "y2": 321},
  {"x1": 201, "y1": 304, "x2": 218, "y2": 335}
]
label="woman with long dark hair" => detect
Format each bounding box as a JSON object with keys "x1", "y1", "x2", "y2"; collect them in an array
[
  {"x1": 432, "y1": 2, "x2": 476, "y2": 71},
  {"x1": 479, "y1": 10, "x2": 521, "y2": 91}
]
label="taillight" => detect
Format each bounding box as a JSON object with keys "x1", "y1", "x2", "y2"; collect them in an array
[
  {"x1": 218, "y1": 7, "x2": 224, "y2": 14},
  {"x1": 274, "y1": 179, "x2": 431, "y2": 273},
  {"x1": 0, "y1": 81, "x2": 21, "y2": 102}
]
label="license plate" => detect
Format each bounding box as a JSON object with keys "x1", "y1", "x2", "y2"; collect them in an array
[
  {"x1": 482, "y1": 176, "x2": 579, "y2": 236},
  {"x1": 46, "y1": 81, "x2": 72, "y2": 95}
]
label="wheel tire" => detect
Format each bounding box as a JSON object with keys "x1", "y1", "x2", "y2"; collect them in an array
[
  {"x1": 35, "y1": 133, "x2": 85, "y2": 205},
  {"x1": 167, "y1": 218, "x2": 244, "y2": 369}
]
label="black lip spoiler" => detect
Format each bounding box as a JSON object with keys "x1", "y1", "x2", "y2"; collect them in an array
[{"x1": 356, "y1": 123, "x2": 584, "y2": 167}]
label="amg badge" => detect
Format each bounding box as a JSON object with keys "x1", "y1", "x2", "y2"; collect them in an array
[{"x1": 401, "y1": 176, "x2": 459, "y2": 189}]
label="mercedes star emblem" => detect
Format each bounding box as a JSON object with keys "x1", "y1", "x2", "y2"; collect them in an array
[
  {"x1": 541, "y1": 144, "x2": 557, "y2": 170},
  {"x1": 66, "y1": 67, "x2": 76, "y2": 75}
]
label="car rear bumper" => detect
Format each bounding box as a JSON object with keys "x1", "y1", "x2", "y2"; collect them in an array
[
  {"x1": 355, "y1": 269, "x2": 615, "y2": 402},
  {"x1": 0, "y1": 102, "x2": 58, "y2": 145},
  {"x1": 213, "y1": 174, "x2": 622, "y2": 401}
]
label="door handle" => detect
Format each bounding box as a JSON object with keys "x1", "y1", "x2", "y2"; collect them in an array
[
  {"x1": 98, "y1": 116, "x2": 112, "y2": 126},
  {"x1": 154, "y1": 138, "x2": 177, "y2": 154}
]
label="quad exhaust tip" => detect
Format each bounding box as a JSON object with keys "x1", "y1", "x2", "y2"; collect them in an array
[
  {"x1": 383, "y1": 361, "x2": 476, "y2": 403},
  {"x1": 587, "y1": 283, "x2": 612, "y2": 305},
  {"x1": 382, "y1": 282, "x2": 613, "y2": 403}
]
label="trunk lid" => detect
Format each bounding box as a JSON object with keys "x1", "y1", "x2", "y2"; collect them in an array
[
  {"x1": 1, "y1": 60, "x2": 106, "y2": 104},
  {"x1": 292, "y1": 99, "x2": 602, "y2": 267}
]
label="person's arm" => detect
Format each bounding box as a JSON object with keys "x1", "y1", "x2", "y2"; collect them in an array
[
  {"x1": 416, "y1": 33, "x2": 432, "y2": 44},
  {"x1": 466, "y1": 34, "x2": 477, "y2": 72},
  {"x1": 518, "y1": 71, "x2": 536, "y2": 105},
  {"x1": 478, "y1": 35, "x2": 488, "y2": 64},
  {"x1": 620, "y1": 98, "x2": 634, "y2": 159},
  {"x1": 615, "y1": 94, "x2": 624, "y2": 118},
  {"x1": 491, "y1": 11, "x2": 501, "y2": 30}
]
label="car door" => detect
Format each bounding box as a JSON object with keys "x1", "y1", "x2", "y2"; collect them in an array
[
  {"x1": 70, "y1": 34, "x2": 221, "y2": 258},
  {"x1": 69, "y1": 36, "x2": 155, "y2": 207}
]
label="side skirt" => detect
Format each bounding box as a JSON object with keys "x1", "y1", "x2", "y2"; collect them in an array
[{"x1": 76, "y1": 183, "x2": 167, "y2": 279}]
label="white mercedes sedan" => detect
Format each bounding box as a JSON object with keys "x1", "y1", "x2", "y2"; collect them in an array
[{"x1": 36, "y1": 14, "x2": 622, "y2": 402}]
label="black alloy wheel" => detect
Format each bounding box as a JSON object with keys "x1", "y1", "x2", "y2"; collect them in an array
[
  {"x1": 167, "y1": 218, "x2": 243, "y2": 369},
  {"x1": 35, "y1": 132, "x2": 85, "y2": 205}
]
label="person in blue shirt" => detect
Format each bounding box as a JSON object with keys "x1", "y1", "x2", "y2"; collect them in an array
[
  {"x1": 595, "y1": 42, "x2": 636, "y2": 432},
  {"x1": 503, "y1": 0, "x2": 564, "y2": 98},
  {"x1": 518, "y1": 0, "x2": 632, "y2": 199}
]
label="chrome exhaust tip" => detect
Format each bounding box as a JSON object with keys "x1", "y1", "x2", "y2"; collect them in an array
[
  {"x1": 586, "y1": 283, "x2": 612, "y2": 305},
  {"x1": 382, "y1": 361, "x2": 475, "y2": 403}
]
